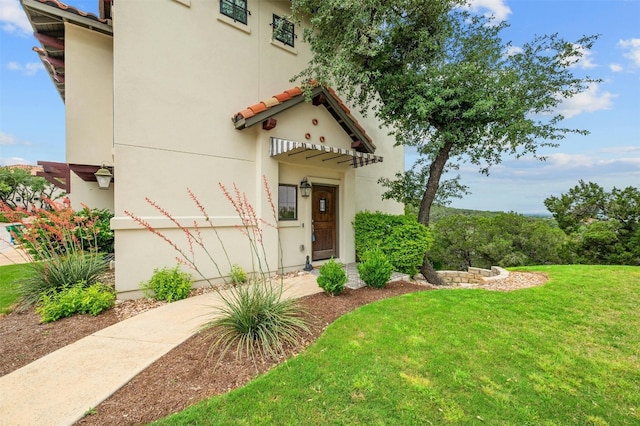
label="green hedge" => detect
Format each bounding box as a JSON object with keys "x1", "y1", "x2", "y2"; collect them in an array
[{"x1": 354, "y1": 211, "x2": 432, "y2": 277}]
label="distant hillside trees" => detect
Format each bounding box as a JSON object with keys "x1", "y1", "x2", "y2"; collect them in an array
[
  {"x1": 544, "y1": 181, "x2": 640, "y2": 265},
  {"x1": 430, "y1": 212, "x2": 567, "y2": 270}
]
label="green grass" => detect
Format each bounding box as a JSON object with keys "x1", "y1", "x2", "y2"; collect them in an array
[
  {"x1": 155, "y1": 265, "x2": 637, "y2": 425},
  {"x1": 0, "y1": 263, "x2": 31, "y2": 314}
]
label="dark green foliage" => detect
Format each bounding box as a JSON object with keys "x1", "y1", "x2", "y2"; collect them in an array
[
  {"x1": 385, "y1": 222, "x2": 433, "y2": 277},
  {"x1": 36, "y1": 283, "x2": 115, "y2": 323},
  {"x1": 201, "y1": 281, "x2": 309, "y2": 363},
  {"x1": 317, "y1": 258, "x2": 347, "y2": 296},
  {"x1": 18, "y1": 253, "x2": 109, "y2": 307},
  {"x1": 358, "y1": 248, "x2": 393, "y2": 289},
  {"x1": 354, "y1": 211, "x2": 432, "y2": 276},
  {"x1": 431, "y1": 213, "x2": 567, "y2": 270},
  {"x1": 545, "y1": 181, "x2": 640, "y2": 265},
  {"x1": 141, "y1": 266, "x2": 193, "y2": 302}
]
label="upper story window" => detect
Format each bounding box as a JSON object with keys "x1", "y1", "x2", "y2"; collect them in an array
[
  {"x1": 272, "y1": 14, "x2": 295, "y2": 47},
  {"x1": 220, "y1": 0, "x2": 248, "y2": 25}
]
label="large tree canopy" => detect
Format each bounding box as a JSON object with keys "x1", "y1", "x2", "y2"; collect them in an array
[{"x1": 292, "y1": 0, "x2": 598, "y2": 281}]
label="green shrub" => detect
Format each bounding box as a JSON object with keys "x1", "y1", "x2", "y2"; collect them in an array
[
  {"x1": 141, "y1": 266, "x2": 192, "y2": 302},
  {"x1": 201, "y1": 281, "x2": 309, "y2": 363},
  {"x1": 317, "y1": 258, "x2": 347, "y2": 296},
  {"x1": 18, "y1": 252, "x2": 109, "y2": 307},
  {"x1": 36, "y1": 283, "x2": 115, "y2": 323},
  {"x1": 358, "y1": 248, "x2": 393, "y2": 289},
  {"x1": 354, "y1": 211, "x2": 432, "y2": 276},
  {"x1": 383, "y1": 222, "x2": 432, "y2": 277},
  {"x1": 229, "y1": 264, "x2": 247, "y2": 285},
  {"x1": 74, "y1": 207, "x2": 114, "y2": 254}
]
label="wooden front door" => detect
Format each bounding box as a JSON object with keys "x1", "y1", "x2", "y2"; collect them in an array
[{"x1": 312, "y1": 185, "x2": 337, "y2": 260}]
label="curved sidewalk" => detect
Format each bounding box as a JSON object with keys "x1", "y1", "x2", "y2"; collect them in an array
[{"x1": 0, "y1": 275, "x2": 324, "y2": 426}]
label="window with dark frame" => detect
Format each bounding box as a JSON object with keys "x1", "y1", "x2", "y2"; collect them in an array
[
  {"x1": 272, "y1": 14, "x2": 295, "y2": 47},
  {"x1": 278, "y1": 184, "x2": 297, "y2": 220},
  {"x1": 220, "y1": 0, "x2": 248, "y2": 25}
]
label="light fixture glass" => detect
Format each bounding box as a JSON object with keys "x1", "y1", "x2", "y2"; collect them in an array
[
  {"x1": 300, "y1": 177, "x2": 312, "y2": 198},
  {"x1": 94, "y1": 166, "x2": 113, "y2": 190}
]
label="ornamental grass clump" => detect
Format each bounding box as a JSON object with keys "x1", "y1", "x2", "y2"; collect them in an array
[
  {"x1": 19, "y1": 251, "x2": 109, "y2": 307},
  {"x1": 317, "y1": 258, "x2": 347, "y2": 296},
  {"x1": 200, "y1": 280, "x2": 309, "y2": 365},
  {"x1": 125, "y1": 176, "x2": 310, "y2": 366},
  {"x1": 358, "y1": 248, "x2": 393, "y2": 289}
]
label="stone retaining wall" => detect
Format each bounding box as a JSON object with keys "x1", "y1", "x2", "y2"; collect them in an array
[{"x1": 436, "y1": 266, "x2": 508, "y2": 284}]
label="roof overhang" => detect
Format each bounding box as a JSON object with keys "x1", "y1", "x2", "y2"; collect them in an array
[
  {"x1": 235, "y1": 86, "x2": 377, "y2": 154},
  {"x1": 270, "y1": 138, "x2": 383, "y2": 169},
  {"x1": 20, "y1": 0, "x2": 113, "y2": 101}
]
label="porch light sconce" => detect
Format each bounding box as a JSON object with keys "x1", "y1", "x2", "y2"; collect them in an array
[
  {"x1": 300, "y1": 177, "x2": 312, "y2": 198},
  {"x1": 94, "y1": 165, "x2": 113, "y2": 190}
]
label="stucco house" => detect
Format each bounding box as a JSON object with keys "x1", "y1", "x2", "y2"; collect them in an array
[{"x1": 21, "y1": 0, "x2": 404, "y2": 298}]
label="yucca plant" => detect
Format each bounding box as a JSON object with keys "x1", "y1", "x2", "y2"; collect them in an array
[{"x1": 126, "y1": 176, "x2": 309, "y2": 366}]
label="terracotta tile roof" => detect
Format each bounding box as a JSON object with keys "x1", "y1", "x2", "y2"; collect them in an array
[
  {"x1": 233, "y1": 85, "x2": 376, "y2": 152},
  {"x1": 234, "y1": 87, "x2": 304, "y2": 122}
]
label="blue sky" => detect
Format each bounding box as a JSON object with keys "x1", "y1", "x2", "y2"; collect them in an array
[{"x1": 1, "y1": 0, "x2": 639, "y2": 214}]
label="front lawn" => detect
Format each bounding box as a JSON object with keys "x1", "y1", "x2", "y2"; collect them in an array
[
  {"x1": 0, "y1": 263, "x2": 31, "y2": 314},
  {"x1": 156, "y1": 265, "x2": 640, "y2": 425}
]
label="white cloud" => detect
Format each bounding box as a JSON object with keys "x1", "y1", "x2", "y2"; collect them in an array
[
  {"x1": 619, "y1": 38, "x2": 640, "y2": 68},
  {"x1": 599, "y1": 146, "x2": 640, "y2": 154},
  {"x1": 465, "y1": 0, "x2": 512, "y2": 22},
  {"x1": 0, "y1": 0, "x2": 31, "y2": 35},
  {"x1": 556, "y1": 83, "x2": 616, "y2": 118},
  {"x1": 6, "y1": 61, "x2": 43, "y2": 76},
  {"x1": 565, "y1": 44, "x2": 597, "y2": 69},
  {"x1": 0, "y1": 131, "x2": 31, "y2": 146},
  {"x1": 609, "y1": 63, "x2": 624, "y2": 72},
  {"x1": 0, "y1": 157, "x2": 31, "y2": 166},
  {"x1": 504, "y1": 45, "x2": 523, "y2": 57}
]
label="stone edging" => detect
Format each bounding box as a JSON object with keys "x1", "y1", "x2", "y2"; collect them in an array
[{"x1": 436, "y1": 266, "x2": 509, "y2": 285}]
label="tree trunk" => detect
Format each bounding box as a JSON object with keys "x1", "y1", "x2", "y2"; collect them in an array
[{"x1": 417, "y1": 140, "x2": 454, "y2": 285}]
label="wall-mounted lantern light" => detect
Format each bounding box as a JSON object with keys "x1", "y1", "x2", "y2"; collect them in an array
[
  {"x1": 94, "y1": 165, "x2": 113, "y2": 190},
  {"x1": 300, "y1": 177, "x2": 312, "y2": 198}
]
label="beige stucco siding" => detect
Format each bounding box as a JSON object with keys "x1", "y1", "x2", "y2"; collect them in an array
[
  {"x1": 64, "y1": 23, "x2": 114, "y2": 211},
  {"x1": 108, "y1": 0, "x2": 403, "y2": 296}
]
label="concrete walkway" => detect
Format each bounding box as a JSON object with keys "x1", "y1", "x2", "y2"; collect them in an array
[
  {"x1": 0, "y1": 224, "x2": 29, "y2": 267},
  {"x1": 0, "y1": 274, "x2": 325, "y2": 426}
]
